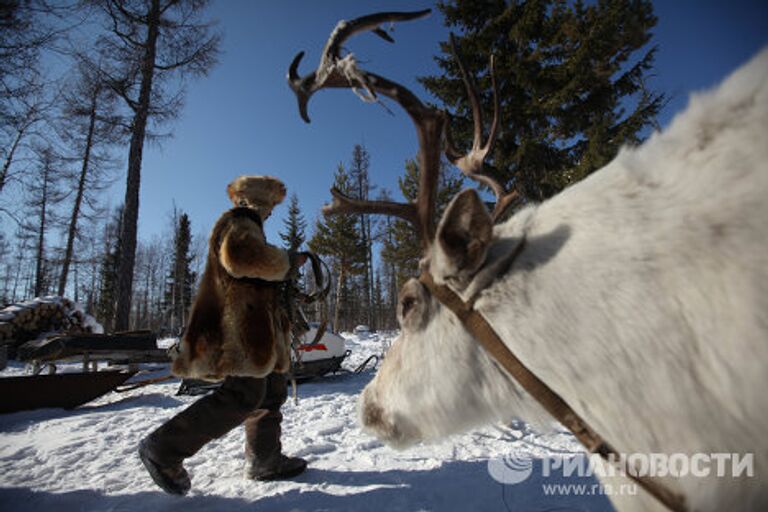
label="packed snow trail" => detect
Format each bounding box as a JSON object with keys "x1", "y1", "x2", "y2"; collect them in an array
[{"x1": 0, "y1": 332, "x2": 612, "y2": 511}]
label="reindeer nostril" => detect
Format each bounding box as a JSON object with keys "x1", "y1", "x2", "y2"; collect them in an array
[
  {"x1": 360, "y1": 392, "x2": 407, "y2": 445},
  {"x1": 362, "y1": 398, "x2": 385, "y2": 429}
]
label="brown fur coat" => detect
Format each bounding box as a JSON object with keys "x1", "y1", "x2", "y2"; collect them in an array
[{"x1": 171, "y1": 207, "x2": 292, "y2": 381}]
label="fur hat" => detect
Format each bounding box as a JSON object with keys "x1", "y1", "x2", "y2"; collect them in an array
[{"x1": 226, "y1": 175, "x2": 286, "y2": 215}]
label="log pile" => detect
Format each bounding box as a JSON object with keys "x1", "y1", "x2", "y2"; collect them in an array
[{"x1": 0, "y1": 297, "x2": 104, "y2": 359}]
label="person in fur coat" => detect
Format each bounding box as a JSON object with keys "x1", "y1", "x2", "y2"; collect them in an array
[{"x1": 139, "y1": 175, "x2": 308, "y2": 495}]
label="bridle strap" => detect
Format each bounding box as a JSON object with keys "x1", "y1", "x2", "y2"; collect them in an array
[{"x1": 418, "y1": 271, "x2": 687, "y2": 512}]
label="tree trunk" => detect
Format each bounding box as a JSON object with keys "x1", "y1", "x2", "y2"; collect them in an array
[
  {"x1": 114, "y1": 0, "x2": 161, "y2": 331},
  {"x1": 11, "y1": 239, "x2": 26, "y2": 302},
  {"x1": 34, "y1": 163, "x2": 49, "y2": 298},
  {"x1": 333, "y1": 264, "x2": 345, "y2": 333},
  {"x1": 385, "y1": 216, "x2": 398, "y2": 328},
  {"x1": 0, "y1": 125, "x2": 26, "y2": 195},
  {"x1": 58, "y1": 90, "x2": 98, "y2": 297},
  {"x1": 89, "y1": 256, "x2": 98, "y2": 313},
  {"x1": 360, "y1": 214, "x2": 372, "y2": 328},
  {"x1": 365, "y1": 216, "x2": 374, "y2": 327}
]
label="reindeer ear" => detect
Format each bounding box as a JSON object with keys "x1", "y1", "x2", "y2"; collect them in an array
[{"x1": 433, "y1": 189, "x2": 493, "y2": 283}]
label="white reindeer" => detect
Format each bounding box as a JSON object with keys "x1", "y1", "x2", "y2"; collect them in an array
[{"x1": 288, "y1": 10, "x2": 768, "y2": 512}]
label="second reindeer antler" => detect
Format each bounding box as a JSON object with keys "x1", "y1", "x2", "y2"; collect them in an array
[{"x1": 444, "y1": 34, "x2": 517, "y2": 221}]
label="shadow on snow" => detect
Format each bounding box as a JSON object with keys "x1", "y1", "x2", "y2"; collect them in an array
[{"x1": 0, "y1": 458, "x2": 614, "y2": 512}]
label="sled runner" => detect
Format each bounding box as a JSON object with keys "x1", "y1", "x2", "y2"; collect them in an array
[{"x1": 0, "y1": 369, "x2": 138, "y2": 414}]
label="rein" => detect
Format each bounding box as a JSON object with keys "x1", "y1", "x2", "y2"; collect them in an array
[
  {"x1": 418, "y1": 262, "x2": 688, "y2": 512},
  {"x1": 281, "y1": 250, "x2": 332, "y2": 405},
  {"x1": 283, "y1": 251, "x2": 331, "y2": 341}
]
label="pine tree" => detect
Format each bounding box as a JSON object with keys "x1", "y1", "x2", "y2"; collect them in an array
[
  {"x1": 97, "y1": 206, "x2": 123, "y2": 332},
  {"x1": 372, "y1": 270, "x2": 387, "y2": 330},
  {"x1": 309, "y1": 164, "x2": 365, "y2": 332},
  {"x1": 164, "y1": 212, "x2": 195, "y2": 334},
  {"x1": 381, "y1": 160, "x2": 464, "y2": 290},
  {"x1": 280, "y1": 193, "x2": 306, "y2": 252},
  {"x1": 421, "y1": 0, "x2": 665, "y2": 201},
  {"x1": 348, "y1": 144, "x2": 375, "y2": 328}
]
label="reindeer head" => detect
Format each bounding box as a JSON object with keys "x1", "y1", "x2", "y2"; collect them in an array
[
  {"x1": 288, "y1": 10, "x2": 528, "y2": 447},
  {"x1": 358, "y1": 189, "x2": 532, "y2": 448}
]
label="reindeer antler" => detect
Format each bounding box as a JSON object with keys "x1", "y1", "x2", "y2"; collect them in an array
[
  {"x1": 288, "y1": 9, "x2": 442, "y2": 247},
  {"x1": 288, "y1": 10, "x2": 432, "y2": 124},
  {"x1": 444, "y1": 34, "x2": 514, "y2": 221},
  {"x1": 287, "y1": 11, "x2": 504, "y2": 246}
]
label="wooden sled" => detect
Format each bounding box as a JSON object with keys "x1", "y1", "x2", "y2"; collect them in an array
[
  {"x1": 0, "y1": 370, "x2": 138, "y2": 414},
  {"x1": 0, "y1": 331, "x2": 171, "y2": 414}
]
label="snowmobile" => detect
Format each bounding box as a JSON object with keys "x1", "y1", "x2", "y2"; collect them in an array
[{"x1": 290, "y1": 322, "x2": 349, "y2": 380}]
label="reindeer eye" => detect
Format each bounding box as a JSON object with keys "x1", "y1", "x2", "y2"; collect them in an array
[{"x1": 397, "y1": 279, "x2": 430, "y2": 332}]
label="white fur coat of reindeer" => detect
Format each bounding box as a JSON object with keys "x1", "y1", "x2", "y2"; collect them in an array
[
  {"x1": 287, "y1": 10, "x2": 768, "y2": 512},
  {"x1": 361, "y1": 48, "x2": 768, "y2": 512}
]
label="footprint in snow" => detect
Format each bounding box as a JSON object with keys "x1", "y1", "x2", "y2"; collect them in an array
[
  {"x1": 316, "y1": 424, "x2": 345, "y2": 437},
  {"x1": 294, "y1": 443, "x2": 337, "y2": 457},
  {"x1": 355, "y1": 439, "x2": 383, "y2": 450}
]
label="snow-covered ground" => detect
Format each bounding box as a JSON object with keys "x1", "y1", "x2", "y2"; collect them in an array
[{"x1": 0, "y1": 332, "x2": 613, "y2": 511}]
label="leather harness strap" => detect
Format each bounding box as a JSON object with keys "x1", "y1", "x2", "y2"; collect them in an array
[{"x1": 418, "y1": 270, "x2": 688, "y2": 512}]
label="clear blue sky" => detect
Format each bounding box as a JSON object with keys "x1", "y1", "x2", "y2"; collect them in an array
[{"x1": 130, "y1": 0, "x2": 768, "y2": 247}]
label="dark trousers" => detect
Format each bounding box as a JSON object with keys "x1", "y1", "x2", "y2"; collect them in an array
[{"x1": 144, "y1": 372, "x2": 288, "y2": 467}]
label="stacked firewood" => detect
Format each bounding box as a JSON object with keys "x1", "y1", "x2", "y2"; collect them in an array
[{"x1": 0, "y1": 297, "x2": 103, "y2": 358}]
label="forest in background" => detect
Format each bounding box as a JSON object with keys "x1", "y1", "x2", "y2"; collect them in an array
[{"x1": 1, "y1": 0, "x2": 664, "y2": 333}]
